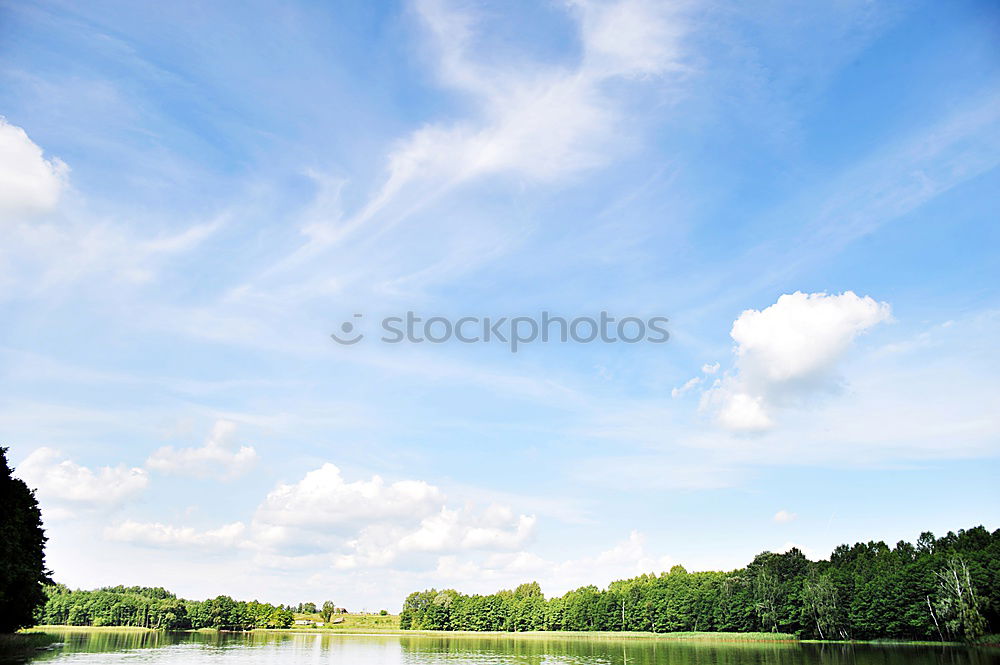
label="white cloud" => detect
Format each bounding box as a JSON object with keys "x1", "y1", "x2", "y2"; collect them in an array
[
  {"x1": 146, "y1": 420, "x2": 257, "y2": 479},
  {"x1": 715, "y1": 392, "x2": 773, "y2": 431},
  {"x1": 105, "y1": 520, "x2": 247, "y2": 549},
  {"x1": 252, "y1": 463, "x2": 444, "y2": 532},
  {"x1": 409, "y1": 0, "x2": 685, "y2": 181},
  {"x1": 572, "y1": 0, "x2": 688, "y2": 78},
  {"x1": 701, "y1": 291, "x2": 891, "y2": 431},
  {"x1": 16, "y1": 447, "x2": 148, "y2": 516},
  {"x1": 106, "y1": 461, "x2": 536, "y2": 572},
  {"x1": 671, "y1": 376, "x2": 702, "y2": 397},
  {"x1": 398, "y1": 505, "x2": 535, "y2": 553},
  {"x1": 334, "y1": 506, "x2": 535, "y2": 570},
  {"x1": 433, "y1": 530, "x2": 676, "y2": 597},
  {"x1": 729, "y1": 291, "x2": 890, "y2": 384},
  {"x1": 269, "y1": 0, "x2": 689, "y2": 267},
  {"x1": 0, "y1": 119, "x2": 225, "y2": 297},
  {"x1": 773, "y1": 509, "x2": 797, "y2": 523},
  {"x1": 674, "y1": 361, "x2": 724, "y2": 397},
  {"x1": 249, "y1": 464, "x2": 535, "y2": 570},
  {"x1": 0, "y1": 117, "x2": 67, "y2": 221}
]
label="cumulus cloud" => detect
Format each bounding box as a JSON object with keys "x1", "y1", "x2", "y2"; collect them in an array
[
  {"x1": 0, "y1": 117, "x2": 67, "y2": 221},
  {"x1": 398, "y1": 505, "x2": 535, "y2": 553},
  {"x1": 146, "y1": 420, "x2": 257, "y2": 479},
  {"x1": 701, "y1": 291, "x2": 891, "y2": 431},
  {"x1": 335, "y1": 507, "x2": 535, "y2": 570},
  {"x1": 253, "y1": 463, "x2": 444, "y2": 531},
  {"x1": 16, "y1": 447, "x2": 148, "y2": 516},
  {"x1": 772, "y1": 509, "x2": 797, "y2": 523},
  {"x1": 433, "y1": 530, "x2": 675, "y2": 597},
  {"x1": 250, "y1": 463, "x2": 535, "y2": 568},
  {"x1": 105, "y1": 520, "x2": 247, "y2": 549},
  {"x1": 104, "y1": 461, "x2": 535, "y2": 571}
]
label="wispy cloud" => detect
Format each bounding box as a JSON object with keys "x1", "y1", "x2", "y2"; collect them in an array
[
  {"x1": 243, "y1": 0, "x2": 691, "y2": 297},
  {"x1": 147, "y1": 420, "x2": 258, "y2": 479}
]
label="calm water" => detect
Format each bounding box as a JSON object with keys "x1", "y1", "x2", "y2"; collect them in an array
[{"x1": 12, "y1": 631, "x2": 1000, "y2": 665}]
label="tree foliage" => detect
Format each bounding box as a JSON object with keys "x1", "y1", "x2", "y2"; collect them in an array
[
  {"x1": 320, "y1": 600, "x2": 337, "y2": 623},
  {"x1": 400, "y1": 526, "x2": 1000, "y2": 640},
  {"x1": 37, "y1": 585, "x2": 294, "y2": 630},
  {"x1": 0, "y1": 447, "x2": 51, "y2": 632}
]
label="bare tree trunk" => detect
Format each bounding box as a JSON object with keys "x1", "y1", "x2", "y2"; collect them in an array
[{"x1": 926, "y1": 596, "x2": 944, "y2": 642}]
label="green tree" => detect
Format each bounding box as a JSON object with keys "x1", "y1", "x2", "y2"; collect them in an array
[
  {"x1": 934, "y1": 557, "x2": 987, "y2": 640},
  {"x1": 0, "y1": 447, "x2": 51, "y2": 632},
  {"x1": 321, "y1": 600, "x2": 336, "y2": 624},
  {"x1": 803, "y1": 571, "x2": 846, "y2": 639},
  {"x1": 397, "y1": 525, "x2": 1000, "y2": 640}
]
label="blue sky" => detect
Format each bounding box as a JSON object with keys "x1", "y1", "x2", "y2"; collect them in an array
[{"x1": 1, "y1": 0, "x2": 998, "y2": 611}]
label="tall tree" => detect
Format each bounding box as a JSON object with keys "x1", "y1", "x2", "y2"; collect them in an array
[
  {"x1": 0, "y1": 447, "x2": 51, "y2": 632},
  {"x1": 321, "y1": 600, "x2": 336, "y2": 623},
  {"x1": 934, "y1": 557, "x2": 987, "y2": 640}
]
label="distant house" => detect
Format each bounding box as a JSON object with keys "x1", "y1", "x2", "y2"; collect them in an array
[{"x1": 335, "y1": 607, "x2": 348, "y2": 614}]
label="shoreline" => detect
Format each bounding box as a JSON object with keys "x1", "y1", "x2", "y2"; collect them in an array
[{"x1": 26, "y1": 626, "x2": 994, "y2": 646}]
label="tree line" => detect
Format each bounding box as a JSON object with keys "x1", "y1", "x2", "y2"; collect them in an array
[
  {"x1": 400, "y1": 526, "x2": 999, "y2": 641},
  {"x1": 36, "y1": 585, "x2": 295, "y2": 630},
  {"x1": 35, "y1": 585, "x2": 347, "y2": 630}
]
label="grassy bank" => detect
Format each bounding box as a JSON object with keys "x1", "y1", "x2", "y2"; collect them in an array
[
  {"x1": 282, "y1": 614, "x2": 793, "y2": 641},
  {"x1": 265, "y1": 625, "x2": 798, "y2": 641},
  {"x1": 398, "y1": 630, "x2": 798, "y2": 642},
  {"x1": 290, "y1": 612, "x2": 401, "y2": 631},
  {"x1": 0, "y1": 632, "x2": 61, "y2": 658},
  {"x1": 30, "y1": 625, "x2": 155, "y2": 633}
]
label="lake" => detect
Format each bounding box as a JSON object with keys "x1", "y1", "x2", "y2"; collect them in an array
[{"x1": 11, "y1": 630, "x2": 1000, "y2": 664}]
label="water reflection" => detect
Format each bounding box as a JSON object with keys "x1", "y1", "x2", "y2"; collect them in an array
[{"x1": 11, "y1": 630, "x2": 999, "y2": 665}]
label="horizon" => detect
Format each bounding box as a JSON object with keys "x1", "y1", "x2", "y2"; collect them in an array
[
  {"x1": 1, "y1": 0, "x2": 998, "y2": 612},
  {"x1": 35, "y1": 522, "x2": 997, "y2": 612}
]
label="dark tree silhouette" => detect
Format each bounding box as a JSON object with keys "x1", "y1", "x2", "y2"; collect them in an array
[{"x1": 0, "y1": 447, "x2": 50, "y2": 632}]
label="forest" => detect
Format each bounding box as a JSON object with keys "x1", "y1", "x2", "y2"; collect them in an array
[
  {"x1": 400, "y1": 526, "x2": 999, "y2": 641},
  {"x1": 35, "y1": 585, "x2": 300, "y2": 630}
]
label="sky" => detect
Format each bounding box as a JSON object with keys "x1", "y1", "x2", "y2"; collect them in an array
[{"x1": 1, "y1": 0, "x2": 998, "y2": 612}]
